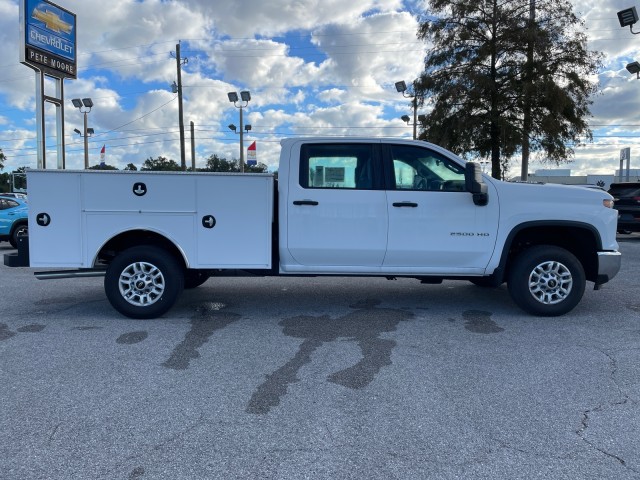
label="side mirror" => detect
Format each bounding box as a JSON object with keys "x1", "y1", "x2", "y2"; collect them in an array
[{"x1": 465, "y1": 162, "x2": 488, "y2": 206}]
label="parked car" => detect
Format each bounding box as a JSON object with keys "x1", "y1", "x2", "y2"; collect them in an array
[
  {"x1": 0, "y1": 195, "x2": 28, "y2": 248},
  {"x1": 0, "y1": 192, "x2": 27, "y2": 199},
  {"x1": 608, "y1": 182, "x2": 640, "y2": 234}
]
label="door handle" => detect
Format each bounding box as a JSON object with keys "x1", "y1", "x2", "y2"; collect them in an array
[
  {"x1": 293, "y1": 200, "x2": 319, "y2": 206},
  {"x1": 392, "y1": 201, "x2": 418, "y2": 208}
]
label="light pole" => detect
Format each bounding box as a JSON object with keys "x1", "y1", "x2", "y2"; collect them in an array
[
  {"x1": 395, "y1": 80, "x2": 420, "y2": 139},
  {"x1": 228, "y1": 122, "x2": 252, "y2": 170},
  {"x1": 227, "y1": 91, "x2": 251, "y2": 172},
  {"x1": 71, "y1": 98, "x2": 93, "y2": 169},
  {"x1": 73, "y1": 127, "x2": 94, "y2": 166}
]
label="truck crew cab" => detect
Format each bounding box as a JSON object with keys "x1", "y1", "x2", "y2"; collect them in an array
[{"x1": 5, "y1": 138, "x2": 621, "y2": 319}]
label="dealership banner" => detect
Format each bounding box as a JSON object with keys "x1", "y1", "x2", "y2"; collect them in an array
[
  {"x1": 20, "y1": 0, "x2": 77, "y2": 78},
  {"x1": 247, "y1": 141, "x2": 257, "y2": 166}
]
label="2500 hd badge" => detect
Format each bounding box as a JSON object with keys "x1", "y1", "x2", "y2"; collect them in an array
[{"x1": 450, "y1": 232, "x2": 491, "y2": 237}]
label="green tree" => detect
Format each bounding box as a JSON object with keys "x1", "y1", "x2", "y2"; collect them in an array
[
  {"x1": 203, "y1": 154, "x2": 237, "y2": 172},
  {"x1": 0, "y1": 172, "x2": 8, "y2": 193},
  {"x1": 123, "y1": 163, "x2": 138, "y2": 171},
  {"x1": 245, "y1": 162, "x2": 269, "y2": 173},
  {"x1": 89, "y1": 164, "x2": 118, "y2": 170},
  {"x1": 202, "y1": 154, "x2": 268, "y2": 173},
  {"x1": 0, "y1": 148, "x2": 5, "y2": 171},
  {"x1": 415, "y1": 0, "x2": 602, "y2": 179},
  {"x1": 140, "y1": 156, "x2": 182, "y2": 171}
]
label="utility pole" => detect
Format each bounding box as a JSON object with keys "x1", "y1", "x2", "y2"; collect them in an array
[
  {"x1": 412, "y1": 96, "x2": 417, "y2": 140},
  {"x1": 521, "y1": 0, "x2": 535, "y2": 182},
  {"x1": 190, "y1": 121, "x2": 195, "y2": 171},
  {"x1": 172, "y1": 42, "x2": 188, "y2": 171}
]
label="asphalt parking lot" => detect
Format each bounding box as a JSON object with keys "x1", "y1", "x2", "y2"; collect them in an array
[{"x1": 1, "y1": 236, "x2": 639, "y2": 480}]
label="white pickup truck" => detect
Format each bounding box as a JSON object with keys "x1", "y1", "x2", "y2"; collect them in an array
[{"x1": 5, "y1": 138, "x2": 621, "y2": 318}]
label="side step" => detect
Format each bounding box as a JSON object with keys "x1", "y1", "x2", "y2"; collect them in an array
[{"x1": 34, "y1": 269, "x2": 107, "y2": 280}]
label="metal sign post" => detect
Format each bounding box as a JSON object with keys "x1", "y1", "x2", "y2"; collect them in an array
[{"x1": 620, "y1": 147, "x2": 631, "y2": 182}]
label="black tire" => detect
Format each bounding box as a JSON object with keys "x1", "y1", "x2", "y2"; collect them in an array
[
  {"x1": 507, "y1": 245, "x2": 585, "y2": 317},
  {"x1": 10, "y1": 222, "x2": 28, "y2": 249},
  {"x1": 184, "y1": 269, "x2": 210, "y2": 289},
  {"x1": 105, "y1": 246, "x2": 184, "y2": 319}
]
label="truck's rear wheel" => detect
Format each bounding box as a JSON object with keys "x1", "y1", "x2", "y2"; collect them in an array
[
  {"x1": 508, "y1": 245, "x2": 585, "y2": 317},
  {"x1": 105, "y1": 246, "x2": 184, "y2": 319}
]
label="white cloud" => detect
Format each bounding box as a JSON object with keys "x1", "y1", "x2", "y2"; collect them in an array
[
  {"x1": 2, "y1": 0, "x2": 638, "y2": 177},
  {"x1": 193, "y1": 0, "x2": 404, "y2": 37},
  {"x1": 311, "y1": 11, "x2": 422, "y2": 90}
]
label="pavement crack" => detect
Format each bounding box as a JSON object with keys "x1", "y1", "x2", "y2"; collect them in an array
[
  {"x1": 577, "y1": 407, "x2": 629, "y2": 468},
  {"x1": 48, "y1": 422, "x2": 62, "y2": 443},
  {"x1": 575, "y1": 347, "x2": 638, "y2": 474}
]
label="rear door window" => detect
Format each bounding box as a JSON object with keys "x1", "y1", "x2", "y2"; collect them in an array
[{"x1": 299, "y1": 143, "x2": 381, "y2": 190}]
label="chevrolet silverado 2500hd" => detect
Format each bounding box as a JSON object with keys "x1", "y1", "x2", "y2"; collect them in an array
[{"x1": 4, "y1": 138, "x2": 621, "y2": 318}]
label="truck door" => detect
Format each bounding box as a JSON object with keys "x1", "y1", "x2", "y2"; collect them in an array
[
  {"x1": 286, "y1": 142, "x2": 387, "y2": 268},
  {"x1": 382, "y1": 144, "x2": 499, "y2": 273}
]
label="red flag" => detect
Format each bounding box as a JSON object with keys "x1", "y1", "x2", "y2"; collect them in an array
[{"x1": 100, "y1": 144, "x2": 105, "y2": 165}]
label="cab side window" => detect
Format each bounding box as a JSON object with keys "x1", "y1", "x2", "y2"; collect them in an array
[
  {"x1": 300, "y1": 144, "x2": 378, "y2": 190},
  {"x1": 387, "y1": 145, "x2": 466, "y2": 192}
]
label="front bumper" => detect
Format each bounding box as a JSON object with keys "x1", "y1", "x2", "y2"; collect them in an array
[{"x1": 595, "y1": 250, "x2": 622, "y2": 287}]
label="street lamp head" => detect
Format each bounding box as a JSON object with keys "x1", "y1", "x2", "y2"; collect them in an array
[
  {"x1": 627, "y1": 61, "x2": 640, "y2": 78},
  {"x1": 401, "y1": 115, "x2": 411, "y2": 123},
  {"x1": 626, "y1": 61, "x2": 640, "y2": 73},
  {"x1": 418, "y1": 114, "x2": 427, "y2": 123},
  {"x1": 245, "y1": 124, "x2": 252, "y2": 131},
  {"x1": 73, "y1": 128, "x2": 81, "y2": 134},
  {"x1": 618, "y1": 7, "x2": 639, "y2": 27},
  {"x1": 227, "y1": 92, "x2": 239, "y2": 103},
  {"x1": 228, "y1": 124, "x2": 237, "y2": 132},
  {"x1": 240, "y1": 91, "x2": 251, "y2": 102},
  {"x1": 87, "y1": 128, "x2": 95, "y2": 135},
  {"x1": 82, "y1": 98, "x2": 93, "y2": 108},
  {"x1": 71, "y1": 98, "x2": 83, "y2": 108},
  {"x1": 395, "y1": 81, "x2": 407, "y2": 93}
]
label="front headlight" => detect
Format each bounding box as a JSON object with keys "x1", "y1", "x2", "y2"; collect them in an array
[{"x1": 603, "y1": 199, "x2": 614, "y2": 208}]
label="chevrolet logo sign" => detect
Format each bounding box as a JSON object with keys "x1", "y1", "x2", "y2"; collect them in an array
[{"x1": 32, "y1": 7, "x2": 72, "y2": 34}]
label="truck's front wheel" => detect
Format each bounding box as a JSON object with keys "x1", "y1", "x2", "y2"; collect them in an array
[
  {"x1": 507, "y1": 245, "x2": 585, "y2": 317},
  {"x1": 105, "y1": 246, "x2": 184, "y2": 319}
]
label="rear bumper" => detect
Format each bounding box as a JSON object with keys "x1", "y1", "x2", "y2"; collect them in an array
[{"x1": 595, "y1": 250, "x2": 622, "y2": 286}]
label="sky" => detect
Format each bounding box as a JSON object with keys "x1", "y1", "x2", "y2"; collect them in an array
[{"x1": 1, "y1": 0, "x2": 640, "y2": 178}]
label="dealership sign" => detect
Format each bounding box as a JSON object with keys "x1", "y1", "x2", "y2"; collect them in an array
[{"x1": 20, "y1": 0, "x2": 77, "y2": 78}]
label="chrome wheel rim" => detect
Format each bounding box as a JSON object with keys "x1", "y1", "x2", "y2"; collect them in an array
[
  {"x1": 118, "y1": 261, "x2": 165, "y2": 307},
  {"x1": 528, "y1": 260, "x2": 573, "y2": 305}
]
